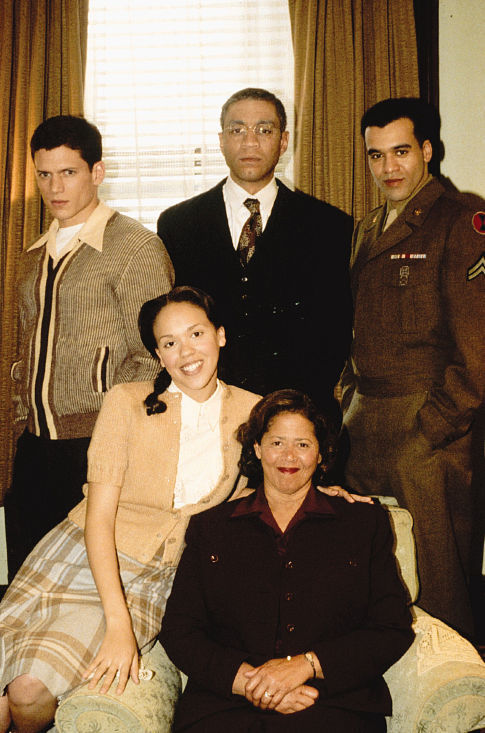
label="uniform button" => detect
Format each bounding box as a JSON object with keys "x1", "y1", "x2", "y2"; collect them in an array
[
  {"x1": 287, "y1": 624, "x2": 296, "y2": 633},
  {"x1": 243, "y1": 311, "x2": 248, "y2": 317},
  {"x1": 285, "y1": 592, "x2": 294, "y2": 601},
  {"x1": 241, "y1": 293, "x2": 248, "y2": 301},
  {"x1": 413, "y1": 208, "x2": 423, "y2": 216},
  {"x1": 241, "y1": 276, "x2": 248, "y2": 283},
  {"x1": 210, "y1": 554, "x2": 219, "y2": 563},
  {"x1": 285, "y1": 560, "x2": 294, "y2": 570}
]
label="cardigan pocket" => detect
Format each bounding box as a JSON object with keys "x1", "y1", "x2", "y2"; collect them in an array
[{"x1": 91, "y1": 346, "x2": 109, "y2": 393}]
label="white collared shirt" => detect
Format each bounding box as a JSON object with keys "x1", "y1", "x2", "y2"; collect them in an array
[
  {"x1": 222, "y1": 176, "x2": 278, "y2": 249},
  {"x1": 29, "y1": 201, "x2": 115, "y2": 264},
  {"x1": 168, "y1": 380, "x2": 224, "y2": 508}
]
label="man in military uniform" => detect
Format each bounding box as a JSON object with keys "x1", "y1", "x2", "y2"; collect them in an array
[{"x1": 340, "y1": 97, "x2": 485, "y2": 638}]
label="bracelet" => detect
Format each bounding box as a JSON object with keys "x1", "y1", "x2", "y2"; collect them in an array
[{"x1": 304, "y1": 651, "x2": 316, "y2": 678}]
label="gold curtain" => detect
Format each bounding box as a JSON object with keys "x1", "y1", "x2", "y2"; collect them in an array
[
  {"x1": 0, "y1": 0, "x2": 89, "y2": 501},
  {"x1": 288, "y1": 0, "x2": 420, "y2": 220}
]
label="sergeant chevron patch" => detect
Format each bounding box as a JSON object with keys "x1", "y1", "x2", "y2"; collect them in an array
[{"x1": 467, "y1": 253, "x2": 485, "y2": 280}]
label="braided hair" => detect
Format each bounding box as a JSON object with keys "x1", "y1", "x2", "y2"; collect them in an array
[{"x1": 138, "y1": 286, "x2": 223, "y2": 415}]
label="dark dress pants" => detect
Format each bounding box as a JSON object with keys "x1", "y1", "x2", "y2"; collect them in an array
[{"x1": 4, "y1": 429, "x2": 90, "y2": 581}]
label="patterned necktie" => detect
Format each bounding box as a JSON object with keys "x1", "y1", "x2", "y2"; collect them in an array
[{"x1": 237, "y1": 198, "x2": 262, "y2": 266}]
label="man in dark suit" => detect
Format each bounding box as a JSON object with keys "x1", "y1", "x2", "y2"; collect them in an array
[{"x1": 157, "y1": 88, "x2": 353, "y2": 421}]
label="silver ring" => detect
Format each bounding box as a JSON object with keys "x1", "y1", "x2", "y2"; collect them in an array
[{"x1": 263, "y1": 691, "x2": 273, "y2": 699}]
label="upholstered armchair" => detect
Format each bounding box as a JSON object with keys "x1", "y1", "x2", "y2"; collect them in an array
[{"x1": 53, "y1": 504, "x2": 485, "y2": 733}]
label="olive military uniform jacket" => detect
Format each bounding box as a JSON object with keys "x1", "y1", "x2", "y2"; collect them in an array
[{"x1": 340, "y1": 178, "x2": 485, "y2": 449}]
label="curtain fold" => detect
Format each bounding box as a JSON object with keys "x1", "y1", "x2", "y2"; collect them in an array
[
  {"x1": 0, "y1": 0, "x2": 88, "y2": 501},
  {"x1": 288, "y1": 0, "x2": 420, "y2": 220}
]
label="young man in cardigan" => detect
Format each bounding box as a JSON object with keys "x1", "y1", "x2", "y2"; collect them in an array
[{"x1": 6, "y1": 115, "x2": 174, "y2": 578}]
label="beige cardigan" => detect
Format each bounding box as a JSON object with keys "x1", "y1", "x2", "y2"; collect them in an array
[{"x1": 68, "y1": 380, "x2": 260, "y2": 564}]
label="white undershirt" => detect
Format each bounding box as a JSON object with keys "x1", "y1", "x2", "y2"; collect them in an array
[
  {"x1": 222, "y1": 176, "x2": 278, "y2": 248},
  {"x1": 53, "y1": 223, "x2": 84, "y2": 260},
  {"x1": 167, "y1": 380, "x2": 223, "y2": 508}
]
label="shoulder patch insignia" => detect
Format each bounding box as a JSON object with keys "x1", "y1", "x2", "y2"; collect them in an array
[
  {"x1": 472, "y1": 211, "x2": 485, "y2": 234},
  {"x1": 467, "y1": 252, "x2": 485, "y2": 281}
]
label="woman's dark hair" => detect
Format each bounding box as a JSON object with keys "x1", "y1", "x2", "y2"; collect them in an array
[
  {"x1": 138, "y1": 286, "x2": 222, "y2": 415},
  {"x1": 237, "y1": 389, "x2": 336, "y2": 486}
]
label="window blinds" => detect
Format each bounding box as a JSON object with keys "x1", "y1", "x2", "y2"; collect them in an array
[{"x1": 84, "y1": 0, "x2": 294, "y2": 230}]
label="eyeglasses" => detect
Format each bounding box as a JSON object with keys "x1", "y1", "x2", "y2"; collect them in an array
[{"x1": 223, "y1": 123, "x2": 279, "y2": 137}]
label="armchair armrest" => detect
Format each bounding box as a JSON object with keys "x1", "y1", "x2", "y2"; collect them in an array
[
  {"x1": 385, "y1": 607, "x2": 485, "y2": 732},
  {"x1": 55, "y1": 641, "x2": 181, "y2": 733}
]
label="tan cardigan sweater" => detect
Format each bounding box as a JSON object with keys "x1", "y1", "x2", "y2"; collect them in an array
[
  {"x1": 13, "y1": 203, "x2": 174, "y2": 438},
  {"x1": 68, "y1": 380, "x2": 260, "y2": 565}
]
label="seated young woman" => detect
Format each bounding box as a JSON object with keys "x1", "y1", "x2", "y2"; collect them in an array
[
  {"x1": 160, "y1": 389, "x2": 414, "y2": 733},
  {"x1": 0, "y1": 287, "x2": 361, "y2": 733}
]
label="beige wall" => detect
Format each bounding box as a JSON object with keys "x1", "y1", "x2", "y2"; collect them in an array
[{"x1": 439, "y1": 0, "x2": 485, "y2": 197}]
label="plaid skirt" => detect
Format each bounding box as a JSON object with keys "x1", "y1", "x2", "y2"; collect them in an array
[{"x1": 0, "y1": 519, "x2": 176, "y2": 698}]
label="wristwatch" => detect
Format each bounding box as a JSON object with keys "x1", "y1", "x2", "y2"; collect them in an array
[{"x1": 304, "y1": 651, "x2": 316, "y2": 678}]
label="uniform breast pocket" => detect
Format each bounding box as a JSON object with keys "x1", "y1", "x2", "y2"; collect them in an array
[{"x1": 380, "y1": 261, "x2": 439, "y2": 334}]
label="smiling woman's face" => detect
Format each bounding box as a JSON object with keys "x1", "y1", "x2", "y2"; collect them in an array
[
  {"x1": 254, "y1": 411, "x2": 321, "y2": 497},
  {"x1": 153, "y1": 301, "x2": 225, "y2": 403}
]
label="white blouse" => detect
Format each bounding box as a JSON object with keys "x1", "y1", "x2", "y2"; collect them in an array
[{"x1": 167, "y1": 380, "x2": 224, "y2": 508}]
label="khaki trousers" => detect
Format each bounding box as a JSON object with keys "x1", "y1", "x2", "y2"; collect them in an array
[{"x1": 343, "y1": 391, "x2": 474, "y2": 638}]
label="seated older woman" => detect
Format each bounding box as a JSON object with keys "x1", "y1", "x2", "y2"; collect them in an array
[{"x1": 160, "y1": 389, "x2": 414, "y2": 732}]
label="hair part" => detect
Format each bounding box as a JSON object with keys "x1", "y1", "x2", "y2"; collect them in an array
[
  {"x1": 220, "y1": 88, "x2": 287, "y2": 131},
  {"x1": 30, "y1": 115, "x2": 102, "y2": 170},
  {"x1": 360, "y1": 97, "x2": 441, "y2": 147},
  {"x1": 138, "y1": 286, "x2": 222, "y2": 415},
  {"x1": 237, "y1": 389, "x2": 336, "y2": 486}
]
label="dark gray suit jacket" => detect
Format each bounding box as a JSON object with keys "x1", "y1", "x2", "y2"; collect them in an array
[{"x1": 157, "y1": 179, "x2": 353, "y2": 414}]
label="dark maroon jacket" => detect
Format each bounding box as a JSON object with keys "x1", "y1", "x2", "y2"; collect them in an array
[{"x1": 160, "y1": 490, "x2": 413, "y2": 728}]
